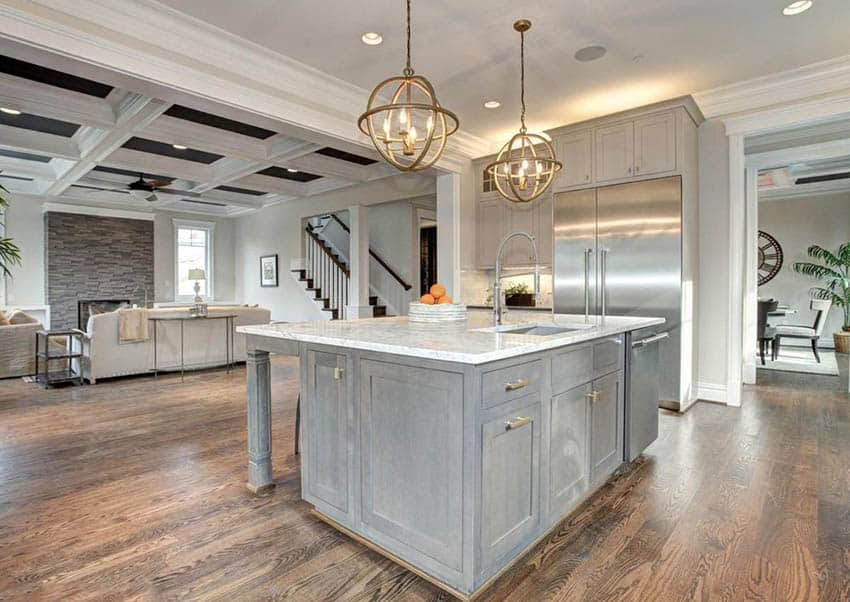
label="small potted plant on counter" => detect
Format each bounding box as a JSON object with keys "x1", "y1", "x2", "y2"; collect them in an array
[
  {"x1": 504, "y1": 282, "x2": 535, "y2": 307},
  {"x1": 793, "y1": 242, "x2": 850, "y2": 353}
]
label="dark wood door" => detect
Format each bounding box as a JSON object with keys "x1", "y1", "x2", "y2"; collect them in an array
[{"x1": 420, "y1": 225, "x2": 437, "y2": 295}]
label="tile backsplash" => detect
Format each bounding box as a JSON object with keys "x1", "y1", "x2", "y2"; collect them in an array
[{"x1": 461, "y1": 268, "x2": 553, "y2": 307}]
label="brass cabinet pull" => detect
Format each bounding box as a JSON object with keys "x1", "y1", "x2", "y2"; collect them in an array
[
  {"x1": 586, "y1": 390, "x2": 600, "y2": 402},
  {"x1": 505, "y1": 416, "x2": 532, "y2": 430},
  {"x1": 334, "y1": 367, "x2": 345, "y2": 380},
  {"x1": 505, "y1": 378, "x2": 530, "y2": 392}
]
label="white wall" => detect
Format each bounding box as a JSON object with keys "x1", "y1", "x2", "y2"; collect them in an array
[
  {"x1": 153, "y1": 212, "x2": 235, "y2": 302},
  {"x1": 2, "y1": 194, "x2": 44, "y2": 306},
  {"x1": 697, "y1": 118, "x2": 731, "y2": 392},
  {"x1": 759, "y1": 192, "x2": 850, "y2": 345},
  {"x1": 234, "y1": 173, "x2": 435, "y2": 322},
  {"x1": 1, "y1": 195, "x2": 236, "y2": 307}
]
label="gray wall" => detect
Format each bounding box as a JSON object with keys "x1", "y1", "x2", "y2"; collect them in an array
[
  {"x1": 2, "y1": 195, "x2": 44, "y2": 307},
  {"x1": 759, "y1": 192, "x2": 850, "y2": 346},
  {"x1": 45, "y1": 211, "x2": 154, "y2": 329}
]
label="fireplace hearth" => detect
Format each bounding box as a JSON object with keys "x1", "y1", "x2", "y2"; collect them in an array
[{"x1": 77, "y1": 299, "x2": 131, "y2": 331}]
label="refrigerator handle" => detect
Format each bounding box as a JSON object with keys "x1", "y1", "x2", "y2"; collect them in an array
[
  {"x1": 583, "y1": 248, "x2": 593, "y2": 322},
  {"x1": 600, "y1": 248, "x2": 609, "y2": 320}
]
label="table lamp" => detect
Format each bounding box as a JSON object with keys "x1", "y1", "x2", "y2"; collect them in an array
[{"x1": 188, "y1": 268, "x2": 206, "y2": 303}]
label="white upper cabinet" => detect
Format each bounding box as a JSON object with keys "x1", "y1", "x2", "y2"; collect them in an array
[
  {"x1": 634, "y1": 113, "x2": 676, "y2": 176},
  {"x1": 506, "y1": 202, "x2": 536, "y2": 266},
  {"x1": 534, "y1": 194, "x2": 553, "y2": 266},
  {"x1": 555, "y1": 130, "x2": 593, "y2": 190},
  {"x1": 595, "y1": 123, "x2": 635, "y2": 183},
  {"x1": 477, "y1": 197, "x2": 507, "y2": 268}
]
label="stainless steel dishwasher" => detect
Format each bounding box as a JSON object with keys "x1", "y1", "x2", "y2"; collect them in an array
[{"x1": 624, "y1": 327, "x2": 668, "y2": 462}]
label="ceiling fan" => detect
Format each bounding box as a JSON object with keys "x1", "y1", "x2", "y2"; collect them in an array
[{"x1": 84, "y1": 173, "x2": 205, "y2": 203}]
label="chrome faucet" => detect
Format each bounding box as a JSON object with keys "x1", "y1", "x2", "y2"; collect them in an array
[{"x1": 493, "y1": 231, "x2": 541, "y2": 325}]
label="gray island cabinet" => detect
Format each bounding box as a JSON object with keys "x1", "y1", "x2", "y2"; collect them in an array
[{"x1": 238, "y1": 311, "x2": 663, "y2": 600}]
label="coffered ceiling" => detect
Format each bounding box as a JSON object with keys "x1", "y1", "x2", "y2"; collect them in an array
[
  {"x1": 159, "y1": 0, "x2": 850, "y2": 142},
  {"x1": 0, "y1": 52, "x2": 407, "y2": 217}
]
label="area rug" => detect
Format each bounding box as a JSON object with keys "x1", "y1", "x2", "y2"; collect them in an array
[{"x1": 756, "y1": 346, "x2": 839, "y2": 376}]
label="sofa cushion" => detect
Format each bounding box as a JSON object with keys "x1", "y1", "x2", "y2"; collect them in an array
[
  {"x1": 7, "y1": 310, "x2": 38, "y2": 325},
  {"x1": 0, "y1": 310, "x2": 8, "y2": 326}
]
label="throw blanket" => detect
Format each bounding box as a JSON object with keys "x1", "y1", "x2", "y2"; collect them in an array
[{"x1": 117, "y1": 308, "x2": 149, "y2": 344}]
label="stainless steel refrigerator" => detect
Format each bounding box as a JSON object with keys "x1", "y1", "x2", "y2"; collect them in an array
[{"x1": 554, "y1": 176, "x2": 682, "y2": 409}]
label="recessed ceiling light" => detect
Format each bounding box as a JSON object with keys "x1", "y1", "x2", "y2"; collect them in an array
[
  {"x1": 574, "y1": 45, "x2": 607, "y2": 62},
  {"x1": 0, "y1": 107, "x2": 22, "y2": 115},
  {"x1": 287, "y1": 168, "x2": 299, "y2": 173},
  {"x1": 783, "y1": 0, "x2": 812, "y2": 15},
  {"x1": 172, "y1": 144, "x2": 188, "y2": 150},
  {"x1": 361, "y1": 32, "x2": 383, "y2": 45},
  {"x1": 483, "y1": 100, "x2": 501, "y2": 109}
]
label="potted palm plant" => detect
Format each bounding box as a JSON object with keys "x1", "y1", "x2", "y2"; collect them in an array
[
  {"x1": 793, "y1": 243, "x2": 850, "y2": 353},
  {"x1": 0, "y1": 183, "x2": 22, "y2": 278}
]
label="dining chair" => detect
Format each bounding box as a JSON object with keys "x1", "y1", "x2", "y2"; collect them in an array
[
  {"x1": 757, "y1": 299, "x2": 778, "y2": 365},
  {"x1": 773, "y1": 299, "x2": 832, "y2": 363}
]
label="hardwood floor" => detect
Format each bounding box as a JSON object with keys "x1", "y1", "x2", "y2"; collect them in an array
[{"x1": 0, "y1": 360, "x2": 848, "y2": 601}]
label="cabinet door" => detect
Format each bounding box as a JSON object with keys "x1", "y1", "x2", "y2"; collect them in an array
[
  {"x1": 595, "y1": 123, "x2": 634, "y2": 183},
  {"x1": 506, "y1": 202, "x2": 536, "y2": 266},
  {"x1": 549, "y1": 383, "x2": 590, "y2": 518},
  {"x1": 555, "y1": 130, "x2": 593, "y2": 189},
  {"x1": 589, "y1": 371, "x2": 624, "y2": 486},
  {"x1": 634, "y1": 113, "x2": 676, "y2": 176},
  {"x1": 477, "y1": 198, "x2": 507, "y2": 268},
  {"x1": 534, "y1": 193, "x2": 553, "y2": 266},
  {"x1": 481, "y1": 399, "x2": 541, "y2": 568},
  {"x1": 304, "y1": 350, "x2": 349, "y2": 515},
  {"x1": 360, "y1": 360, "x2": 464, "y2": 571}
]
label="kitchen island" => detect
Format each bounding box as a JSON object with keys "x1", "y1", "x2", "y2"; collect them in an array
[{"x1": 238, "y1": 310, "x2": 664, "y2": 600}]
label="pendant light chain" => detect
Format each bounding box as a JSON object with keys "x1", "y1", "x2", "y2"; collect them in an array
[
  {"x1": 404, "y1": 0, "x2": 414, "y2": 77},
  {"x1": 519, "y1": 28, "x2": 527, "y2": 134}
]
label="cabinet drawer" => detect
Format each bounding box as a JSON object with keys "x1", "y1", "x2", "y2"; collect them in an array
[
  {"x1": 593, "y1": 336, "x2": 623, "y2": 377},
  {"x1": 551, "y1": 344, "x2": 593, "y2": 395},
  {"x1": 481, "y1": 359, "x2": 544, "y2": 408}
]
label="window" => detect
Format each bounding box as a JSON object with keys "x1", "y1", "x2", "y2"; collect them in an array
[
  {"x1": 173, "y1": 219, "x2": 214, "y2": 299},
  {"x1": 482, "y1": 167, "x2": 495, "y2": 193}
]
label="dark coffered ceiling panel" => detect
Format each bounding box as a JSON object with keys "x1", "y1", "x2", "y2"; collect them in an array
[
  {"x1": 164, "y1": 105, "x2": 276, "y2": 139},
  {"x1": 122, "y1": 137, "x2": 224, "y2": 164},
  {"x1": 0, "y1": 111, "x2": 80, "y2": 137},
  {"x1": 0, "y1": 55, "x2": 114, "y2": 98},
  {"x1": 215, "y1": 185, "x2": 267, "y2": 196},
  {"x1": 257, "y1": 165, "x2": 322, "y2": 182},
  {"x1": 0, "y1": 148, "x2": 52, "y2": 163},
  {"x1": 92, "y1": 166, "x2": 174, "y2": 183},
  {"x1": 316, "y1": 146, "x2": 377, "y2": 166}
]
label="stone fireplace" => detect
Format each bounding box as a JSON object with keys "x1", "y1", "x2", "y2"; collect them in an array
[{"x1": 45, "y1": 211, "x2": 154, "y2": 330}]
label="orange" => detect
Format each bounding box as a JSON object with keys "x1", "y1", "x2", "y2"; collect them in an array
[
  {"x1": 430, "y1": 283, "x2": 446, "y2": 299},
  {"x1": 437, "y1": 295, "x2": 453, "y2": 305},
  {"x1": 420, "y1": 294, "x2": 436, "y2": 305}
]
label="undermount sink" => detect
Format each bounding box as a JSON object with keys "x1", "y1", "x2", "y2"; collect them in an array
[{"x1": 478, "y1": 323, "x2": 595, "y2": 336}]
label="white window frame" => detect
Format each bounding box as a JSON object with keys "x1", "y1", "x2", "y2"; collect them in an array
[{"x1": 173, "y1": 218, "x2": 215, "y2": 301}]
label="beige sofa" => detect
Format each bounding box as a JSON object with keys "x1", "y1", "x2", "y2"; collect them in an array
[
  {"x1": 77, "y1": 306, "x2": 271, "y2": 382},
  {"x1": 0, "y1": 318, "x2": 41, "y2": 378}
]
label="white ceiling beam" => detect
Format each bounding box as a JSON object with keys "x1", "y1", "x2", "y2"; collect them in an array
[
  {"x1": 760, "y1": 178, "x2": 850, "y2": 201},
  {"x1": 0, "y1": 155, "x2": 57, "y2": 180},
  {"x1": 286, "y1": 153, "x2": 369, "y2": 182},
  {"x1": 46, "y1": 95, "x2": 171, "y2": 195},
  {"x1": 0, "y1": 125, "x2": 80, "y2": 160},
  {"x1": 746, "y1": 138, "x2": 850, "y2": 170},
  {"x1": 234, "y1": 173, "x2": 309, "y2": 196},
  {"x1": 142, "y1": 115, "x2": 269, "y2": 161},
  {"x1": 0, "y1": 72, "x2": 115, "y2": 129},
  {"x1": 305, "y1": 177, "x2": 355, "y2": 196},
  {"x1": 100, "y1": 146, "x2": 210, "y2": 184}
]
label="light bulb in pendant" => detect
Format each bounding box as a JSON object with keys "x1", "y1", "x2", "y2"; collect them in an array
[
  {"x1": 383, "y1": 118, "x2": 391, "y2": 138},
  {"x1": 426, "y1": 115, "x2": 434, "y2": 134}
]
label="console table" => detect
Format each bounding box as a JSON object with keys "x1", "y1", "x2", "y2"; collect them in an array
[{"x1": 149, "y1": 314, "x2": 237, "y2": 381}]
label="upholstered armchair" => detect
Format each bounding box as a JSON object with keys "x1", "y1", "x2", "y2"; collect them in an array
[
  {"x1": 773, "y1": 299, "x2": 832, "y2": 363},
  {"x1": 0, "y1": 312, "x2": 42, "y2": 378}
]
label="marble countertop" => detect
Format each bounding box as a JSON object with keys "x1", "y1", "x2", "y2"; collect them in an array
[{"x1": 238, "y1": 310, "x2": 665, "y2": 365}]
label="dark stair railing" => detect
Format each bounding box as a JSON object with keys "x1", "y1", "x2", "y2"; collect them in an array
[{"x1": 327, "y1": 214, "x2": 412, "y2": 291}]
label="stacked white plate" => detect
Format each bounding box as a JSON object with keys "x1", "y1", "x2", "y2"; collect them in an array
[{"x1": 408, "y1": 302, "x2": 468, "y2": 323}]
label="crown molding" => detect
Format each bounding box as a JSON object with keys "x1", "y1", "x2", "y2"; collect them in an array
[
  {"x1": 0, "y1": 0, "x2": 490, "y2": 172},
  {"x1": 694, "y1": 54, "x2": 850, "y2": 120},
  {"x1": 759, "y1": 179, "x2": 850, "y2": 202}
]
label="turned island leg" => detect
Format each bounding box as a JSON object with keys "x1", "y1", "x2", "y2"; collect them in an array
[{"x1": 246, "y1": 349, "x2": 275, "y2": 494}]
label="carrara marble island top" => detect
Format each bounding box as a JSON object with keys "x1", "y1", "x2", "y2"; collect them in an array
[{"x1": 237, "y1": 309, "x2": 665, "y2": 365}]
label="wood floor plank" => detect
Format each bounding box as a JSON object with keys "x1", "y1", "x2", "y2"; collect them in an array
[{"x1": 0, "y1": 360, "x2": 847, "y2": 601}]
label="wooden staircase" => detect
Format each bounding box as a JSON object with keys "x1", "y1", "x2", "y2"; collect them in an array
[{"x1": 297, "y1": 223, "x2": 390, "y2": 320}]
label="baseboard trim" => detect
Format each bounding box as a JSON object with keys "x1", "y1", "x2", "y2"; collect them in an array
[{"x1": 697, "y1": 381, "x2": 727, "y2": 404}]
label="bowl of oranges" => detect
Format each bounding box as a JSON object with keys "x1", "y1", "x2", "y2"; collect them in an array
[{"x1": 409, "y1": 283, "x2": 467, "y2": 323}]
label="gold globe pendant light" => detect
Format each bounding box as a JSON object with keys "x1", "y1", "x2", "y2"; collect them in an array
[
  {"x1": 487, "y1": 20, "x2": 561, "y2": 203},
  {"x1": 358, "y1": 0, "x2": 459, "y2": 172}
]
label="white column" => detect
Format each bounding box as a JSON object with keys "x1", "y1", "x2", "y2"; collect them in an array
[
  {"x1": 726, "y1": 134, "x2": 745, "y2": 407},
  {"x1": 346, "y1": 205, "x2": 372, "y2": 319},
  {"x1": 742, "y1": 165, "x2": 759, "y2": 385},
  {"x1": 436, "y1": 172, "x2": 461, "y2": 300}
]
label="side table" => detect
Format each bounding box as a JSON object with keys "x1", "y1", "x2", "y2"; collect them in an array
[{"x1": 34, "y1": 329, "x2": 85, "y2": 388}]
